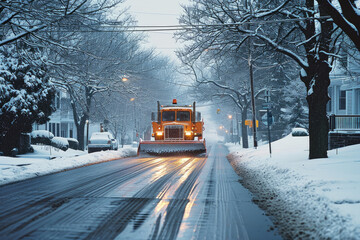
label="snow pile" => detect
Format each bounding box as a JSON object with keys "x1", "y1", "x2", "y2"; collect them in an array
[
  {"x1": 227, "y1": 136, "x2": 360, "y2": 239},
  {"x1": 31, "y1": 130, "x2": 54, "y2": 139},
  {"x1": 0, "y1": 145, "x2": 137, "y2": 186},
  {"x1": 67, "y1": 138, "x2": 78, "y2": 143},
  {"x1": 291, "y1": 127, "x2": 308, "y2": 136},
  {"x1": 51, "y1": 136, "x2": 69, "y2": 150}
]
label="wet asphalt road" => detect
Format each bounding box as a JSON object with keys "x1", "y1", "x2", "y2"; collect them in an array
[{"x1": 0, "y1": 144, "x2": 281, "y2": 240}]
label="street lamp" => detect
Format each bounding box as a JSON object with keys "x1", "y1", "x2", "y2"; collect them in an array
[
  {"x1": 228, "y1": 115, "x2": 234, "y2": 143},
  {"x1": 122, "y1": 77, "x2": 128, "y2": 82}
]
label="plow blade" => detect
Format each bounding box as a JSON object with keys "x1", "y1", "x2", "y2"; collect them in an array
[{"x1": 138, "y1": 140, "x2": 206, "y2": 155}]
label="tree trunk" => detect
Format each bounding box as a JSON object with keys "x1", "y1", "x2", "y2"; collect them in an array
[
  {"x1": 77, "y1": 120, "x2": 86, "y2": 151},
  {"x1": 302, "y1": 0, "x2": 332, "y2": 159},
  {"x1": 241, "y1": 108, "x2": 249, "y2": 148},
  {"x1": 306, "y1": 61, "x2": 331, "y2": 159}
]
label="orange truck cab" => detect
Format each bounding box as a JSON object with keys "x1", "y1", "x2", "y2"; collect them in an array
[
  {"x1": 152, "y1": 100, "x2": 203, "y2": 141},
  {"x1": 138, "y1": 99, "x2": 206, "y2": 155}
]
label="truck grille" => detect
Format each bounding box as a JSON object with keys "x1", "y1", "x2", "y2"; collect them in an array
[{"x1": 164, "y1": 125, "x2": 184, "y2": 140}]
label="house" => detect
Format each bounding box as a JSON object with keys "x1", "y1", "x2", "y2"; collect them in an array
[
  {"x1": 327, "y1": 54, "x2": 360, "y2": 115},
  {"x1": 327, "y1": 51, "x2": 360, "y2": 149},
  {"x1": 33, "y1": 90, "x2": 77, "y2": 139}
]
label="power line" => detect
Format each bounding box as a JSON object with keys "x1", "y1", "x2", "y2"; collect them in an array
[
  {"x1": 129, "y1": 11, "x2": 179, "y2": 16},
  {"x1": 34, "y1": 16, "x2": 331, "y2": 33}
]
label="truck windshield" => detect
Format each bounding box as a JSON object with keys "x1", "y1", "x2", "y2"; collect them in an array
[
  {"x1": 176, "y1": 111, "x2": 190, "y2": 121},
  {"x1": 162, "y1": 111, "x2": 175, "y2": 121}
]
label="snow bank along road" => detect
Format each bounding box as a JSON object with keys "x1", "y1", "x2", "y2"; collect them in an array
[{"x1": 0, "y1": 144, "x2": 280, "y2": 239}]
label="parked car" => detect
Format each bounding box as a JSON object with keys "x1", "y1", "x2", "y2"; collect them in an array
[
  {"x1": 88, "y1": 132, "x2": 116, "y2": 153},
  {"x1": 291, "y1": 127, "x2": 309, "y2": 136},
  {"x1": 111, "y1": 138, "x2": 118, "y2": 150}
]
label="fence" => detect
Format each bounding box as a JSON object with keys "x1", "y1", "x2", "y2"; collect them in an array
[
  {"x1": 328, "y1": 114, "x2": 360, "y2": 149},
  {"x1": 329, "y1": 115, "x2": 360, "y2": 131}
]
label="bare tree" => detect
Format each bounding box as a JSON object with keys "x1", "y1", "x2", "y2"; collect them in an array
[
  {"x1": 177, "y1": 0, "x2": 339, "y2": 159},
  {"x1": 50, "y1": 26, "x2": 156, "y2": 149},
  {"x1": 0, "y1": 0, "x2": 123, "y2": 46},
  {"x1": 317, "y1": 0, "x2": 360, "y2": 51},
  {"x1": 91, "y1": 55, "x2": 178, "y2": 145},
  {"x1": 184, "y1": 52, "x2": 266, "y2": 148}
]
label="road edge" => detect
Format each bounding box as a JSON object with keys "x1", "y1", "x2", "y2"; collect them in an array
[{"x1": 227, "y1": 152, "x2": 359, "y2": 240}]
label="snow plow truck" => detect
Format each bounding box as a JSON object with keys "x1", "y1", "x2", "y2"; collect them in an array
[{"x1": 138, "y1": 99, "x2": 206, "y2": 155}]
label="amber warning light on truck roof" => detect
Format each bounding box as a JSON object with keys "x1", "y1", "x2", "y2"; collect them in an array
[{"x1": 172, "y1": 99, "x2": 177, "y2": 104}]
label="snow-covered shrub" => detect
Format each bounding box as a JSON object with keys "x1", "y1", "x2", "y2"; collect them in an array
[
  {"x1": 51, "y1": 137, "x2": 69, "y2": 151},
  {"x1": 31, "y1": 130, "x2": 54, "y2": 145},
  {"x1": 0, "y1": 45, "x2": 55, "y2": 155},
  {"x1": 67, "y1": 138, "x2": 79, "y2": 150},
  {"x1": 291, "y1": 128, "x2": 309, "y2": 136}
]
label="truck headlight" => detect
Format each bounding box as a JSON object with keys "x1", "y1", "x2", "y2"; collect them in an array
[
  {"x1": 156, "y1": 131, "x2": 163, "y2": 136},
  {"x1": 185, "y1": 131, "x2": 192, "y2": 136}
]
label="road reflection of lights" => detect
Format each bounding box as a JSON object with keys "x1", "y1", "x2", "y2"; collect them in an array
[
  {"x1": 135, "y1": 157, "x2": 150, "y2": 162},
  {"x1": 179, "y1": 157, "x2": 190, "y2": 164},
  {"x1": 154, "y1": 199, "x2": 170, "y2": 217},
  {"x1": 163, "y1": 157, "x2": 195, "y2": 201},
  {"x1": 150, "y1": 159, "x2": 167, "y2": 183},
  {"x1": 182, "y1": 189, "x2": 196, "y2": 224},
  {"x1": 180, "y1": 158, "x2": 205, "y2": 233},
  {"x1": 153, "y1": 158, "x2": 164, "y2": 163}
]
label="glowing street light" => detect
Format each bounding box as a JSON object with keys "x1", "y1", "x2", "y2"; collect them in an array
[
  {"x1": 122, "y1": 77, "x2": 128, "y2": 82},
  {"x1": 130, "y1": 97, "x2": 135, "y2": 101},
  {"x1": 228, "y1": 114, "x2": 234, "y2": 143}
]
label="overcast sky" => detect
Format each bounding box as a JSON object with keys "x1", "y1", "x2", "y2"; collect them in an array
[{"x1": 124, "y1": 0, "x2": 189, "y2": 60}]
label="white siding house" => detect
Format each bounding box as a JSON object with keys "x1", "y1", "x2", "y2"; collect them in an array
[
  {"x1": 33, "y1": 91, "x2": 77, "y2": 139},
  {"x1": 327, "y1": 51, "x2": 360, "y2": 149},
  {"x1": 328, "y1": 53, "x2": 360, "y2": 116}
]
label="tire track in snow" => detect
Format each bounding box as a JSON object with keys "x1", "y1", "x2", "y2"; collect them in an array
[
  {"x1": 85, "y1": 156, "x2": 203, "y2": 239},
  {"x1": 154, "y1": 157, "x2": 206, "y2": 240},
  {"x1": 0, "y1": 157, "x2": 173, "y2": 238}
]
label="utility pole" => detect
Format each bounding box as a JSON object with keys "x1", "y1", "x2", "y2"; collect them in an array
[
  {"x1": 247, "y1": 2, "x2": 257, "y2": 149},
  {"x1": 249, "y1": 47, "x2": 258, "y2": 148},
  {"x1": 265, "y1": 90, "x2": 272, "y2": 156},
  {"x1": 261, "y1": 89, "x2": 272, "y2": 157}
]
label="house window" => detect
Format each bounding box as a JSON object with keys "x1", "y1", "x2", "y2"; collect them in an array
[
  {"x1": 69, "y1": 123, "x2": 74, "y2": 138},
  {"x1": 339, "y1": 90, "x2": 346, "y2": 110},
  {"x1": 51, "y1": 123, "x2": 56, "y2": 135},
  {"x1": 57, "y1": 123, "x2": 60, "y2": 137},
  {"x1": 327, "y1": 87, "x2": 332, "y2": 112}
]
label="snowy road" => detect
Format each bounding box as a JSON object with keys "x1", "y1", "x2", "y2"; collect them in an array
[{"x1": 0, "y1": 144, "x2": 280, "y2": 239}]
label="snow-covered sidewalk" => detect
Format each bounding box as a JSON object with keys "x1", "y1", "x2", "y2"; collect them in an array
[
  {"x1": 227, "y1": 135, "x2": 360, "y2": 239},
  {"x1": 0, "y1": 145, "x2": 137, "y2": 186}
]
